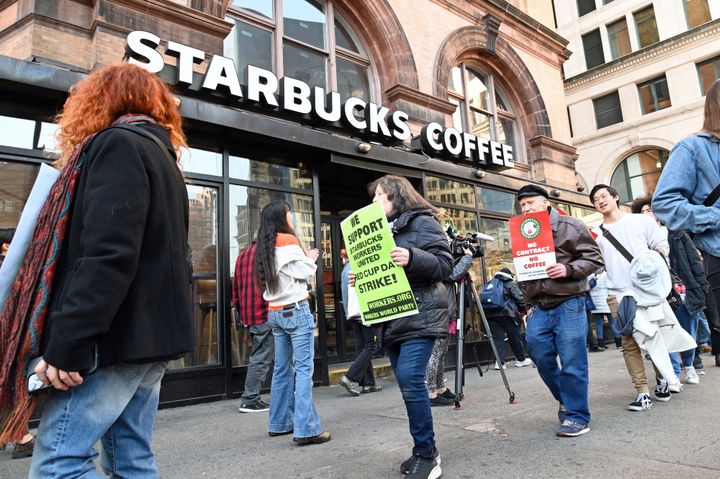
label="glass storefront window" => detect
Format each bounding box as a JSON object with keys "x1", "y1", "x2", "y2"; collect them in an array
[
  {"x1": 182, "y1": 147, "x2": 223, "y2": 176},
  {"x1": 436, "y1": 206, "x2": 482, "y2": 282},
  {"x1": 0, "y1": 115, "x2": 35, "y2": 149},
  {"x1": 228, "y1": 185, "x2": 315, "y2": 365},
  {"x1": 424, "y1": 176, "x2": 475, "y2": 206},
  {"x1": 477, "y1": 188, "x2": 519, "y2": 215},
  {"x1": 170, "y1": 185, "x2": 220, "y2": 369},
  {"x1": 0, "y1": 160, "x2": 40, "y2": 227},
  {"x1": 478, "y1": 217, "x2": 513, "y2": 280},
  {"x1": 335, "y1": 20, "x2": 358, "y2": 52},
  {"x1": 37, "y1": 122, "x2": 59, "y2": 152},
  {"x1": 229, "y1": 154, "x2": 313, "y2": 190}
]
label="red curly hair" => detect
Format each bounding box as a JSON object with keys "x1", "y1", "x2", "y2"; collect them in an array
[{"x1": 55, "y1": 63, "x2": 187, "y2": 167}]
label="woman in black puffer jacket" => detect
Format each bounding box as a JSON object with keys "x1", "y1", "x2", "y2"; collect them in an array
[{"x1": 367, "y1": 175, "x2": 452, "y2": 478}]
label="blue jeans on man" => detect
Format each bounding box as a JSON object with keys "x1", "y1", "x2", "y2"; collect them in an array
[
  {"x1": 241, "y1": 321, "x2": 274, "y2": 405},
  {"x1": 387, "y1": 337, "x2": 436, "y2": 458},
  {"x1": 526, "y1": 296, "x2": 590, "y2": 425},
  {"x1": 29, "y1": 361, "x2": 168, "y2": 478},
  {"x1": 267, "y1": 301, "x2": 323, "y2": 438}
]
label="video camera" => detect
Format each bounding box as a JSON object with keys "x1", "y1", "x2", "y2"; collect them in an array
[{"x1": 446, "y1": 226, "x2": 485, "y2": 260}]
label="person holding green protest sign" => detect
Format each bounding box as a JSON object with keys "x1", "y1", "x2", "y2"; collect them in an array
[
  {"x1": 365, "y1": 175, "x2": 453, "y2": 479},
  {"x1": 254, "y1": 201, "x2": 331, "y2": 446}
]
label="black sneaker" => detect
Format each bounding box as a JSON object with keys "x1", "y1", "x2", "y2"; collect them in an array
[
  {"x1": 293, "y1": 431, "x2": 332, "y2": 445},
  {"x1": 440, "y1": 388, "x2": 455, "y2": 400},
  {"x1": 653, "y1": 379, "x2": 671, "y2": 402},
  {"x1": 238, "y1": 401, "x2": 269, "y2": 413},
  {"x1": 627, "y1": 393, "x2": 652, "y2": 411},
  {"x1": 401, "y1": 452, "x2": 441, "y2": 477},
  {"x1": 429, "y1": 395, "x2": 454, "y2": 407}
]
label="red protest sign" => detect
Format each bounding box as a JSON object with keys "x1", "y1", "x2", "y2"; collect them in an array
[{"x1": 508, "y1": 210, "x2": 556, "y2": 282}]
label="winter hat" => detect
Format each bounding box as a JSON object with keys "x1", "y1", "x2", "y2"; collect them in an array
[{"x1": 516, "y1": 184, "x2": 549, "y2": 200}]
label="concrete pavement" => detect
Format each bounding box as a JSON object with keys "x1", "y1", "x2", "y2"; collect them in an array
[{"x1": 3, "y1": 349, "x2": 720, "y2": 478}]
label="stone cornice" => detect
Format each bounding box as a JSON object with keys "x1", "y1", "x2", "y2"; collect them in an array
[
  {"x1": 105, "y1": 0, "x2": 233, "y2": 38},
  {"x1": 385, "y1": 84, "x2": 457, "y2": 115},
  {"x1": 529, "y1": 135, "x2": 578, "y2": 157},
  {"x1": 565, "y1": 19, "x2": 720, "y2": 91}
]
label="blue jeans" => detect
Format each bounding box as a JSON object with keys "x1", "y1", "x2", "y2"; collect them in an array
[
  {"x1": 697, "y1": 311, "x2": 711, "y2": 345},
  {"x1": 29, "y1": 361, "x2": 168, "y2": 479},
  {"x1": 526, "y1": 296, "x2": 590, "y2": 425},
  {"x1": 387, "y1": 337, "x2": 436, "y2": 458},
  {"x1": 595, "y1": 313, "x2": 620, "y2": 340},
  {"x1": 267, "y1": 301, "x2": 322, "y2": 438},
  {"x1": 670, "y1": 305, "x2": 699, "y2": 373}
]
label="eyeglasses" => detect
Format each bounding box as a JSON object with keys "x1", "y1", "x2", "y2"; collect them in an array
[{"x1": 592, "y1": 193, "x2": 612, "y2": 204}]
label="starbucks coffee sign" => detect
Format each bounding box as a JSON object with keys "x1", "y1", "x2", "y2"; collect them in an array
[{"x1": 126, "y1": 30, "x2": 513, "y2": 170}]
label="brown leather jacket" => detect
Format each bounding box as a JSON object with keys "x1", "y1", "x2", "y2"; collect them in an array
[{"x1": 520, "y1": 208, "x2": 604, "y2": 308}]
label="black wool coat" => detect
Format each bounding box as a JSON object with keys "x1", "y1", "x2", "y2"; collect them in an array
[
  {"x1": 42, "y1": 123, "x2": 194, "y2": 371},
  {"x1": 668, "y1": 230, "x2": 709, "y2": 315},
  {"x1": 382, "y1": 208, "x2": 453, "y2": 346}
]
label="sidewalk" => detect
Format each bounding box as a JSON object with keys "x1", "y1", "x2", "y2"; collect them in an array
[{"x1": 3, "y1": 350, "x2": 720, "y2": 478}]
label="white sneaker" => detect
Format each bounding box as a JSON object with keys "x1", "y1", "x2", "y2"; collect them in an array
[
  {"x1": 515, "y1": 358, "x2": 533, "y2": 368},
  {"x1": 494, "y1": 362, "x2": 506, "y2": 370},
  {"x1": 668, "y1": 381, "x2": 683, "y2": 393},
  {"x1": 684, "y1": 367, "x2": 700, "y2": 384}
]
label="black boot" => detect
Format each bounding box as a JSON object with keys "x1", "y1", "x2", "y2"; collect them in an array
[{"x1": 615, "y1": 337, "x2": 622, "y2": 348}]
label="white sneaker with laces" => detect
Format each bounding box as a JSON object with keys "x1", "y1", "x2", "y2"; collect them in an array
[
  {"x1": 515, "y1": 358, "x2": 533, "y2": 368},
  {"x1": 668, "y1": 381, "x2": 683, "y2": 393},
  {"x1": 494, "y1": 362, "x2": 506, "y2": 370},
  {"x1": 684, "y1": 367, "x2": 700, "y2": 384}
]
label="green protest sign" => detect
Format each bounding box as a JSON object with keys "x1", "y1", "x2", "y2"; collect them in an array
[{"x1": 340, "y1": 202, "x2": 419, "y2": 325}]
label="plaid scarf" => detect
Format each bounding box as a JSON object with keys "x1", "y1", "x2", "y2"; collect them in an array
[{"x1": 0, "y1": 114, "x2": 156, "y2": 442}]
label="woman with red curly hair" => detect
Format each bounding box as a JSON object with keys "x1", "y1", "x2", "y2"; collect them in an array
[{"x1": 24, "y1": 63, "x2": 194, "y2": 478}]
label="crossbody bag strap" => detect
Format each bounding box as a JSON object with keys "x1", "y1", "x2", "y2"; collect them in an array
[
  {"x1": 108, "y1": 123, "x2": 177, "y2": 164},
  {"x1": 599, "y1": 224, "x2": 634, "y2": 263},
  {"x1": 704, "y1": 185, "x2": 720, "y2": 207}
]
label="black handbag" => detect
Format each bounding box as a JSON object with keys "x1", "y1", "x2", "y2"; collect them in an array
[{"x1": 599, "y1": 225, "x2": 685, "y2": 311}]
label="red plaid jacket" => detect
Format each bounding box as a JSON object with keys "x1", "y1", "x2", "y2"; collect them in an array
[{"x1": 231, "y1": 243, "x2": 268, "y2": 326}]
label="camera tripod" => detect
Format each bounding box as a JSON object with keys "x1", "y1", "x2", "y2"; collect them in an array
[{"x1": 453, "y1": 271, "x2": 517, "y2": 408}]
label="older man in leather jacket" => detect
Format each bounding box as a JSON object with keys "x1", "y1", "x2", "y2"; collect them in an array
[{"x1": 516, "y1": 184, "x2": 603, "y2": 438}]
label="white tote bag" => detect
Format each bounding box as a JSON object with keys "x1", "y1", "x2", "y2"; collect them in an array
[{"x1": 347, "y1": 284, "x2": 362, "y2": 320}]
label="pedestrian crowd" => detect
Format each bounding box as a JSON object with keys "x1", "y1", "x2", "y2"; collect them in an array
[{"x1": 0, "y1": 67, "x2": 719, "y2": 479}]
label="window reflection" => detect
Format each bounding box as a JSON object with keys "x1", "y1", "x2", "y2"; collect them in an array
[
  {"x1": 0, "y1": 115, "x2": 35, "y2": 149},
  {"x1": 231, "y1": 0, "x2": 273, "y2": 19},
  {"x1": 479, "y1": 217, "x2": 513, "y2": 280},
  {"x1": 424, "y1": 176, "x2": 475, "y2": 206},
  {"x1": 170, "y1": 185, "x2": 220, "y2": 369},
  {"x1": 478, "y1": 188, "x2": 519, "y2": 215},
  {"x1": 182, "y1": 147, "x2": 223, "y2": 176},
  {"x1": 283, "y1": 42, "x2": 326, "y2": 90},
  {"x1": 610, "y1": 149, "x2": 668, "y2": 203},
  {"x1": 0, "y1": 161, "x2": 40, "y2": 227},
  {"x1": 229, "y1": 154, "x2": 312, "y2": 189},
  {"x1": 229, "y1": 185, "x2": 316, "y2": 365},
  {"x1": 284, "y1": 0, "x2": 326, "y2": 49},
  {"x1": 336, "y1": 58, "x2": 369, "y2": 101},
  {"x1": 224, "y1": 19, "x2": 273, "y2": 78}
]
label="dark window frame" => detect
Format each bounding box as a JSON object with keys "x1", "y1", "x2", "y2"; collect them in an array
[
  {"x1": 633, "y1": 5, "x2": 660, "y2": 49},
  {"x1": 582, "y1": 29, "x2": 605, "y2": 70},
  {"x1": 637, "y1": 75, "x2": 671, "y2": 114},
  {"x1": 593, "y1": 91, "x2": 623, "y2": 129},
  {"x1": 577, "y1": 0, "x2": 597, "y2": 17},
  {"x1": 697, "y1": 55, "x2": 720, "y2": 95}
]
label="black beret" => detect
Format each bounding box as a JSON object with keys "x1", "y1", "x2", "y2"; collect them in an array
[{"x1": 517, "y1": 184, "x2": 549, "y2": 200}]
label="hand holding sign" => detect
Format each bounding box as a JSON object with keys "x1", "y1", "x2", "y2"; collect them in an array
[{"x1": 390, "y1": 247, "x2": 410, "y2": 267}]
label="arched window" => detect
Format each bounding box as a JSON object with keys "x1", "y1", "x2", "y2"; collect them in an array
[
  {"x1": 610, "y1": 149, "x2": 668, "y2": 203},
  {"x1": 225, "y1": 0, "x2": 372, "y2": 101},
  {"x1": 448, "y1": 63, "x2": 521, "y2": 161}
]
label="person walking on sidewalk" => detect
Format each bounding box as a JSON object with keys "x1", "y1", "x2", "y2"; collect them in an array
[
  {"x1": 232, "y1": 239, "x2": 273, "y2": 413},
  {"x1": 254, "y1": 201, "x2": 331, "y2": 445},
  {"x1": 590, "y1": 185, "x2": 694, "y2": 412},
  {"x1": 339, "y1": 257, "x2": 382, "y2": 397},
  {"x1": 653, "y1": 81, "x2": 720, "y2": 369},
  {"x1": 517, "y1": 184, "x2": 604, "y2": 438},
  {"x1": 483, "y1": 268, "x2": 532, "y2": 369},
  {"x1": 589, "y1": 272, "x2": 623, "y2": 349},
  {"x1": 368, "y1": 175, "x2": 452, "y2": 479},
  {"x1": 26, "y1": 63, "x2": 195, "y2": 478}
]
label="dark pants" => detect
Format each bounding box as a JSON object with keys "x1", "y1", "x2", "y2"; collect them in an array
[
  {"x1": 586, "y1": 311, "x2": 599, "y2": 349},
  {"x1": 703, "y1": 254, "x2": 720, "y2": 355},
  {"x1": 346, "y1": 321, "x2": 380, "y2": 386},
  {"x1": 241, "y1": 322, "x2": 274, "y2": 404},
  {"x1": 488, "y1": 317, "x2": 526, "y2": 364}
]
